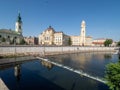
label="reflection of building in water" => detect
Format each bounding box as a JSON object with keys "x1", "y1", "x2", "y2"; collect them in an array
[
  {"x1": 104, "y1": 54, "x2": 112, "y2": 59},
  {"x1": 14, "y1": 64, "x2": 21, "y2": 81},
  {"x1": 41, "y1": 60, "x2": 53, "y2": 70},
  {"x1": 47, "y1": 52, "x2": 113, "y2": 70}
]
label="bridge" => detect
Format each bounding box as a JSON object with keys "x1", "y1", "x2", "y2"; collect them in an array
[{"x1": 37, "y1": 57, "x2": 106, "y2": 84}]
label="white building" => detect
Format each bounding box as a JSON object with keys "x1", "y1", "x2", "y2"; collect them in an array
[
  {"x1": 92, "y1": 38, "x2": 106, "y2": 46},
  {"x1": 70, "y1": 20, "x2": 92, "y2": 46},
  {"x1": 54, "y1": 32, "x2": 69, "y2": 45},
  {"x1": 0, "y1": 13, "x2": 23, "y2": 45},
  {"x1": 70, "y1": 36, "x2": 80, "y2": 45}
]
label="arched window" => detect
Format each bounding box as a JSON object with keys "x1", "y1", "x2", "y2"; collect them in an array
[
  {"x1": 0, "y1": 35, "x2": 2, "y2": 38},
  {"x1": 14, "y1": 37, "x2": 17, "y2": 39},
  {"x1": 8, "y1": 36, "x2": 10, "y2": 38}
]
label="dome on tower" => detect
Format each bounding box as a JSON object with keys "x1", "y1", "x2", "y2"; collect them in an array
[
  {"x1": 82, "y1": 20, "x2": 85, "y2": 24},
  {"x1": 17, "y1": 13, "x2": 22, "y2": 23},
  {"x1": 81, "y1": 20, "x2": 86, "y2": 27}
]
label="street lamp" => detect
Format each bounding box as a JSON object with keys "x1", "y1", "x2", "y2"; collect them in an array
[{"x1": 14, "y1": 37, "x2": 17, "y2": 56}]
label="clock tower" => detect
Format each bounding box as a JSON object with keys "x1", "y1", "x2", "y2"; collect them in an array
[
  {"x1": 15, "y1": 13, "x2": 22, "y2": 35},
  {"x1": 80, "y1": 20, "x2": 86, "y2": 46}
]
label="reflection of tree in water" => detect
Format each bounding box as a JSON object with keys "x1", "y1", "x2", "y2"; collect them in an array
[
  {"x1": 104, "y1": 54, "x2": 112, "y2": 59},
  {"x1": 14, "y1": 64, "x2": 21, "y2": 82},
  {"x1": 41, "y1": 60, "x2": 54, "y2": 70}
]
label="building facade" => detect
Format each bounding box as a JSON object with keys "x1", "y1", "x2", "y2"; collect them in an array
[
  {"x1": 70, "y1": 20, "x2": 92, "y2": 46},
  {"x1": 70, "y1": 36, "x2": 80, "y2": 46},
  {"x1": 54, "y1": 32, "x2": 69, "y2": 45},
  {"x1": 85, "y1": 36, "x2": 93, "y2": 46},
  {"x1": 39, "y1": 20, "x2": 92, "y2": 46},
  {"x1": 0, "y1": 13, "x2": 23, "y2": 45},
  {"x1": 92, "y1": 38, "x2": 106, "y2": 46},
  {"x1": 39, "y1": 26, "x2": 69, "y2": 46},
  {"x1": 24, "y1": 36, "x2": 38, "y2": 45},
  {"x1": 39, "y1": 26, "x2": 55, "y2": 45}
]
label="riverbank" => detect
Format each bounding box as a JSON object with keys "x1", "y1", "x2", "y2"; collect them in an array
[
  {"x1": 0, "y1": 56, "x2": 36, "y2": 65},
  {"x1": 0, "y1": 46, "x2": 117, "y2": 58},
  {"x1": 0, "y1": 78, "x2": 9, "y2": 90}
]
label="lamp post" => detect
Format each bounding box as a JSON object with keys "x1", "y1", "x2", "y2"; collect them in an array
[{"x1": 14, "y1": 37, "x2": 16, "y2": 56}]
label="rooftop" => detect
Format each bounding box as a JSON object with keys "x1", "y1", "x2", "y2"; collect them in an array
[{"x1": 0, "y1": 29, "x2": 21, "y2": 35}]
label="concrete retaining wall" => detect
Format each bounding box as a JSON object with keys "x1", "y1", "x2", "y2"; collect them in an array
[
  {"x1": 0, "y1": 78, "x2": 9, "y2": 90},
  {"x1": 0, "y1": 46, "x2": 117, "y2": 56}
]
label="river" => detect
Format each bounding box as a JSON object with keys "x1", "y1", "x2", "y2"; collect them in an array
[{"x1": 0, "y1": 52, "x2": 119, "y2": 90}]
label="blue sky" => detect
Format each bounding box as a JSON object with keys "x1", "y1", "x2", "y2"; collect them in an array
[{"x1": 0, "y1": 0, "x2": 120, "y2": 41}]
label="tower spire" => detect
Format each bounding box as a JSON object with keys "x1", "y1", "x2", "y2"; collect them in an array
[
  {"x1": 15, "y1": 12, "x2": 22, "y2": 35},
  {"x1": 17, "y1": 12, "x2": 22, "y2": 23}
]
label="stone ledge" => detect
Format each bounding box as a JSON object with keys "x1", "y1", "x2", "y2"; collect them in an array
[{"x1": 0, "y1": 78, "x2": 9, "y2": 90}]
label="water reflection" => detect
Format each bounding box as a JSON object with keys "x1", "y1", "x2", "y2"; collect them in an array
[
  {"x1": 46, "y1": 52, "x2": 116, "y2": 77},
  {"x1": 14, "y1": 64, "x2": 21, "y2": 81},
  {"x1": 0, "y1": 52, "x2": 117, "y2": 90},
  {"x1": 41, "y1": 60, "x2": 54, "y2": 70},
  {"x1": 104, "y1": 54, "x2": 112, "y2": 59}
]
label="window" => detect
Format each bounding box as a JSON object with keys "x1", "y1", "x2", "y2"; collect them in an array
[
  {"x1": 8, "y1": 36, "x2": 10, "y2": 38},
  {"x1": 14, "y1": 37, "x2": 17, "y2": 39},
  {"x1": 0, "y1": 35, "x2": 1, "y2": 38}
]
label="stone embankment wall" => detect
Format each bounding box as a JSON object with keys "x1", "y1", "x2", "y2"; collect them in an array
[
  {"x1": 0, "y1": 78, "x2": 9, "y2": 90},
  {"x1": 0, "y1": 46, "x2": 117, "y2": 57}
]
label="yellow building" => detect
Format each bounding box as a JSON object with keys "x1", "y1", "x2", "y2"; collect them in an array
[
  {"x1": 39, "y1": 26, "x2": 69, "y2": 45},
  {"x1": 70, "y1": 36, "x2": 80, "y2": 45},
  {"x1": 85, "y1": 36, "x2": 93, "y2": 46},
  {"x1": 39, "y1": 26, "x2": 55, "y2": 45},
  {"x1": 39, "y1": 20, "x2": 92, "y2": 46}
]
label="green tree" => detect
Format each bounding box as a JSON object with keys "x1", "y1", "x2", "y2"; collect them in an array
[
  {"x1": 117, "y1": 41, "x2": 120, "y2": 46},
  {"x1": 105, "y1": 58, "x2": 120, "y2": 90},
  {"x1": 104, "y1": 39, "x2": 113, "y2": 47},
  {"x1": 1, "y1": 37, "x2": 6, "y2": 42},
  {"x1": 68, "y1": 37, "x2": 72, "y2": 46},
  {"x1": 20, "y1": 39, "x2": 26, "y2": 45}
]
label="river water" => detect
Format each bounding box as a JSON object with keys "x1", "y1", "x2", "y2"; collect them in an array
[{"x1": 0, "y1": 52, "x2": 119, "y2": 90}]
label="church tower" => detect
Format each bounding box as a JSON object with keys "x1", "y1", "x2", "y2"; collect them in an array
[
  {"x1": 80, "y1": 20, "x2": 86, "y2": 46},
  {"x1": 15, "y1": 13, "x2": 22, "y2": 35}
]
